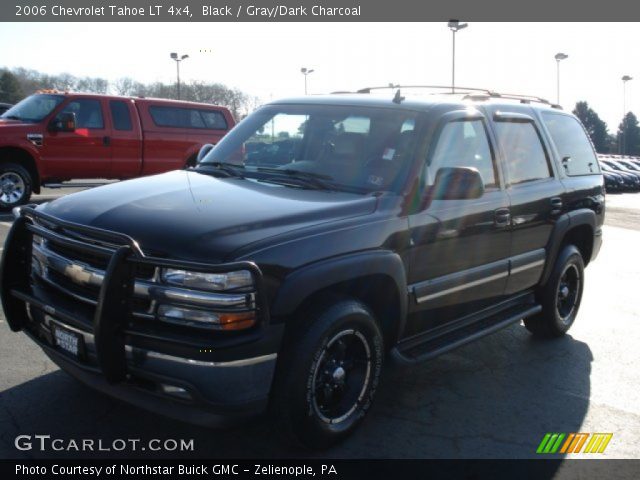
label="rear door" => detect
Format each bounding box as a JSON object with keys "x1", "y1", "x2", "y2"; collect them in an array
[
  {"x1": 43, "y1": 97, "x2": 112, "y2": 178},
  {"x1": 139, "y1": 103, "x2": 189, "y2": 175},
  {"x1": 486, "y1": 106, "x2": 565, "y2": 295},
  {"x1": 108, "y1": 99, "x2": 142, "y2": 179},
  {"x1": 405, "y1": 110, "x2": 511, "y2": 337}
]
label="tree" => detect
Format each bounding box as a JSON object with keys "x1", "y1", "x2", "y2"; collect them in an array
[
  {"x1": 572, "y1": 101, "x2": 609, "y2": 153},
  {"x1": 617, "y1": 112, "x2": 640, "y2": 156},
  {"x1": 0, "y1": 70, "x2": 25, "y2": 104},
  {"x1": 76, "y1": 77, "x2": 108, "y2": 94},
  {"x1": 3, "y1": 66, "x2": 256, "y2": 121}
]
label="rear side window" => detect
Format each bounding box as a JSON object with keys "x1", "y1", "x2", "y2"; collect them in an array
[
  {"x1": 200, "y1": 110, "x2": 228, "y2": 129},
  {"x1": 61, "y1": 99, "x2": 104, "y2": 129},
  {"x1": 494, "y1": 121, "x2": 551, "y2": 185},
  {"x1": 542, "y1": 113, "x2": 600, "y2": 175},
  {"x1": 109, "y1": 100, "x2": 133, "y2": 131},
  {"x1": 149, "y1": 106, "x2": 228, "y2": 130}
]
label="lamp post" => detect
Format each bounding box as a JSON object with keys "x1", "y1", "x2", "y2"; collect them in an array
[
  {"x1": 447, "y1": 20, "x2": 468, "y2": 93},
  {"x1": 301, "y1": 67, "x2": 314, "y2": 95},
  {"x1": 621, "y1": 75, "x2": 633, "y2": 154},
  {"x1": 170, "y1": 52, "x2": 189, "y2": 100},
  {"x1": 554, "y1": 53, "x2": 568, "y2": 105}
]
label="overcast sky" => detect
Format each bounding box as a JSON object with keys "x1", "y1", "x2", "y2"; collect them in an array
[{"x1": 0, "y1": 22, "x2": 637, "y2": 128}]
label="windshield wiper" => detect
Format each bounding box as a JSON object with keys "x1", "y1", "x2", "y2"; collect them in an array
[
  {"x1": 255, "y1": 167, "x2": 335, "y2": 190},
  {"x1": 2, "y1": 115, "x2": 21, "y2": 120},
  {"x1": 197, "y1": 162, "x2": 246, "y2": 178}
]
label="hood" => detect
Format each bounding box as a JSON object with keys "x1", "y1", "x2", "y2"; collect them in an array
[
  {"x1": 40, "y1": 170, "x2": 377, "y2": 262},
  {"x1": 0, "y1": 119, "x2": 36, "y2": 130}
]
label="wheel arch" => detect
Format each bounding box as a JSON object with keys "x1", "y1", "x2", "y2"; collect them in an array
[
  {"x1": 541, "y1": 209, "x2": 596, "y2": 286},
  {"x1": 0, "y1": 146, "x2": 41, "y2": 194},
  {"x1": 270, "y1": 250, "x2": 408, "y2": 348}
]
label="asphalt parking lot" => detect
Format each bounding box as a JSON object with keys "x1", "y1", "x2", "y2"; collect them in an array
[{"x1": 0, "y1": 186, "x2": 639, "y2": 460}]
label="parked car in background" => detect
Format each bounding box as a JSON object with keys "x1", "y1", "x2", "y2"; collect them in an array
[
  {"x1": 0, "y1": 103, "x2": 12, "y2": 115},
  {"x1": 600, "y1": 159, "x2": 640, "y2": 185},
  {"x1": 599, "y1": 163, "x2": 640, "y2": 191},
  {"x1": 0, "y1": 91, "x2": 236, "y2": 209},
  {"x1": 616, "y1": 159, "x2": 640, "y2": 172},
  {"x1": 602, "y1": 169, "x2": 625, "y2": 192}
]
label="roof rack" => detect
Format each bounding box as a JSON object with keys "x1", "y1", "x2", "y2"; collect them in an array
[
  {"x1": 346, "y1": 85, "x2": 562, "y2": 109},
  {"x1": 355, "y1": 85, "x2": 496, "y2": 95}
]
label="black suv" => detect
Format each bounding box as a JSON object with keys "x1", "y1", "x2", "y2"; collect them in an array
[{"x1": 0, "y1": 88, "x2": 604, "y2": 449}]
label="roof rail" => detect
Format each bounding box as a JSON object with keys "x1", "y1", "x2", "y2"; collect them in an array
[
  {"x1": 355, "y1": 85, "x2": 496, "y2": 95},
  {"x1": 348, "y1": 85, "x2": 562, "y2": 109}
]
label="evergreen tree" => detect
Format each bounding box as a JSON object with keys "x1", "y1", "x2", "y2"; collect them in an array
[
  {"x1": 572, "y1": 101, "x2": 609, "y2": 153},
  {"x1": 617, "y1": 112, "x2": 640, "y2": 156},
  {"x1": 0, "y1": 70, "x2": 24, "y2": 104}
]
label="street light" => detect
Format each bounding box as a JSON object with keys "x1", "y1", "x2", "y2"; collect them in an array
[
  {"x1": 170, "y1": 52, "x2": 189, "y2": 100},
  {"x1": 554, "y1": 53, "x2": 568, "y2": 105},
  {"x1": 621, "y1": 75, "x2": 633, "y2": 154},
  {"x1": 301, "y1": 67, "x2": 314, "y2": 95},
  {"x1": 447, "y1": 19, "x2": 468, "y2": 93}
]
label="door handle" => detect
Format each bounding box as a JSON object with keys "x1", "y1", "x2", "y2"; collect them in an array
[
  {"x1": 550, "y1": 197, "x2": 563, "y2": 215},
  {"x1": 103, "y1": 136, "x2": 111, "y2": 146},
  {"x1": 494, "y1": 208, "x2": 511, "y2": 227}
]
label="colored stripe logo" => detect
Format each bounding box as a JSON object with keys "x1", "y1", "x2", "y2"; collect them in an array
[{"x1": 536, "y1": 433, "x2": 612, "y2": 454}]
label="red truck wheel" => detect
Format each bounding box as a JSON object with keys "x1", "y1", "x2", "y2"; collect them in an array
[{"x1": 0, "y1": 163, "x2": 32, "y2": 211}]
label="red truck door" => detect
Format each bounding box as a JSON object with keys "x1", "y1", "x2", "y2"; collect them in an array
[
  {"x1": 138, "y1": 102, "x2": 189, "y2": 176},
  {"x1": 108, "y1": 99, "x2": 143, "y2": 178},
  {"x1": 43, "y1": 97, "x2": 112, "y2": 178}
]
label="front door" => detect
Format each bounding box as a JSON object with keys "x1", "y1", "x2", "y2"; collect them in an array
[
  {"x1": 404, "y1": 111, "x2": 511, "y2": 338},
  {"x1": 43, "y1": 97, "x2": 112, "y2": 179}
]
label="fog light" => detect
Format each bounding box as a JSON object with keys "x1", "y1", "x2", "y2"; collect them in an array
[
  {"x1": 160, "y1": 384, "x2": 192, "y2": 400},
  {"x1": 157, "y1": 305, "x2": 256, "y2": 331}
]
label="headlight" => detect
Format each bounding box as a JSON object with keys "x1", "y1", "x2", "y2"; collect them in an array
[{"x1": 161, "y1": 269, "x2": 253, "y2": 292}]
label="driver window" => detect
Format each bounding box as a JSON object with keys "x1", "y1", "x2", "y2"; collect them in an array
[
  {"x1": 244, "y1": 114, "x2": 308, "y2": 167},
  {"x1": 60, "y1": 99, "x2": 104, "y2": 129},
  {"x1": 425, "y1": 119, "x2": 497, "y2": 188}
]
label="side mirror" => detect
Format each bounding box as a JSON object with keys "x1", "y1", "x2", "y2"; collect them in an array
[
  {"x1": 196, "y1": 143, "x2": 215, "y2": 164},
  {"x1": 432, "y1": 166, "x2": 484, "y2": 200},
  {"x1": 49, "y1": 112, "x2": 76, "y2": 132}
]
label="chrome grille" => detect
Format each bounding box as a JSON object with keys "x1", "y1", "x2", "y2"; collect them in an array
[{"x1": 30, "y1": 228, "x2": 253, "y2": 318}]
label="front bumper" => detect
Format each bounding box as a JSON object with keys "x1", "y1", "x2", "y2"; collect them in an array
[{"x1": 0, "y1": 207, "x2": 282, "y2": 425}]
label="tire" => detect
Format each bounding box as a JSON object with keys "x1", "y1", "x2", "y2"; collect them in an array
[
  {"x1": 0, "y1": 163, "x2": 32, "y2": 211},
  {"x1": 271, "y1": 296, "x2": 384, "y2": 450},
  {"x1": 524, "y1": 245, "x2": 585, "y2": 338}
]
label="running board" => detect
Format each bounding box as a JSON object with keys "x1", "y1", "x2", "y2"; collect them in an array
[{"x1": 391, "y1": 304, "x2": 542, "y2": 365}]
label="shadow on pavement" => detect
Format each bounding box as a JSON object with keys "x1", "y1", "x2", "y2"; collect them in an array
[{"x1": 0, "y1": 323, "x2": 592, "y2": 464}]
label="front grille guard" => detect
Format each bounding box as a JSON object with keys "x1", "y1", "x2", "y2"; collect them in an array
[{"x1": 0, "y1": 206, "x2": 270, "y2": 383}]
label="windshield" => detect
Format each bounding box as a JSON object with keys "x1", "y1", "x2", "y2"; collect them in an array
[
  {"x1": 0, "y1": 94, "x2": 64, "y2": 122},
  {"x1": 200, "y1": 104, "x2": 419, "y2": 193}
]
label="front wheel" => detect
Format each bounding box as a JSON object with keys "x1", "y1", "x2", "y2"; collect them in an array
[
  {"x1": 0, "y1": 163, "x2": 33, "y2": 211},
  {"x1": 524, "y1": 245, "x2": 585, "y2": 338},
  {"x1": 271, "y1": 297, "x2": 384, "y2": 450}
]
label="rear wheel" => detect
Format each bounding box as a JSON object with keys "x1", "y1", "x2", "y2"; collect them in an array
[
  {"x1": 524, "y1": 245, "x2": 584, "y2": 338},
  {"x1": 271, "y1": 297, "x2": 384, "y2": 450},
  {"x1": 0, "y1": 163, "x2": 32, "y2": 211}
]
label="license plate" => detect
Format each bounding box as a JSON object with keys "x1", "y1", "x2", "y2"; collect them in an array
[{"x1": 52, "y1": 324, "x2": 84, "y2": 359}]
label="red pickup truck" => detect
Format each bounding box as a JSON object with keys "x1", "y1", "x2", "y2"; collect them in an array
[{"x1": 0, "y1": 92, "x2": 236, "y2": 210}]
